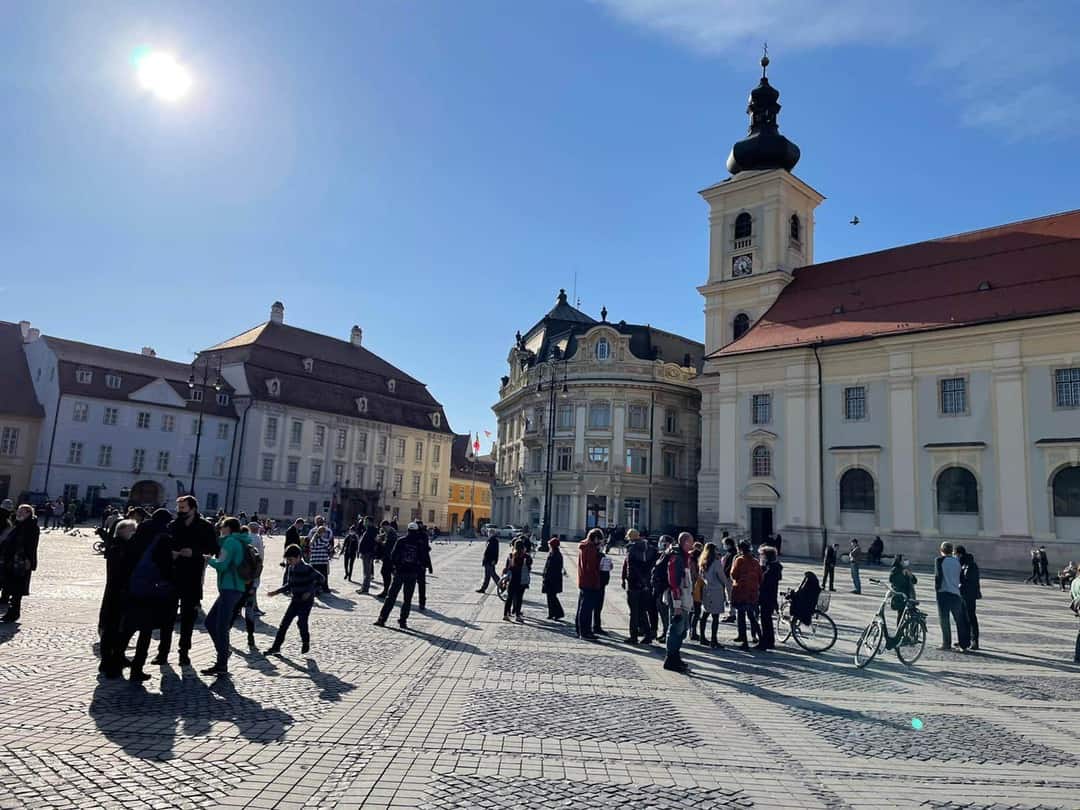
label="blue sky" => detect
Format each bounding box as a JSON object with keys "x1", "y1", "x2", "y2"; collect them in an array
[{"x1": 4, "y1": 1, "x2": 1079, "y2": 449}]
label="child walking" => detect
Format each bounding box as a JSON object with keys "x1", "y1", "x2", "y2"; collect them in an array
[{"x1": 265, "y1": 545, "x2": 325, "y2": 656}]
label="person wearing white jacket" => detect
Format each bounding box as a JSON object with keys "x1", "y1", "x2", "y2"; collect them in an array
[{"x1": 698, "y1": 542, "x2": 730, "y2": 649}]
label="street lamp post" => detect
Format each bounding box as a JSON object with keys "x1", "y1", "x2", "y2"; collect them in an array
[
  {"x1": 188, "y1": 356, "x2": 223, "y2": 498},
  {"x1": 536, "y1": 348, "x2": 568, "y2": 544}
]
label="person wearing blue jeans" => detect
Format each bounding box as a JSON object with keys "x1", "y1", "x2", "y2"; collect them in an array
[
  {"x1": 575, "y1": 530, "x2": 604, "y2": 640},
  {"x1": 202, "y1": 517, "x2": 252, "y2": 677},
  {"x1": 848, "y1": 538, "x2": 863, "y2": 594},
  {"x1": 935, "y1": 542, "x2": 969, "y2": 651}
]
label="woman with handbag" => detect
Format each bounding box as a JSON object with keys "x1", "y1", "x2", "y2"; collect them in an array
[{"x1": 502, "y1": 539, "x2": 532, "y2": 623}]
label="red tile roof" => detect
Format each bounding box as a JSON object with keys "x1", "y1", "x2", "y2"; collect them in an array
[{"x1": 711, "y1": 209, "x2": 1080, "y2": 357}]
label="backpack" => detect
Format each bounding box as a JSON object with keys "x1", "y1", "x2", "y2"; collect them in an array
[
  {"x1": 396, "y1": 538, "x2": 421, "y2": 572},
  {"x1": 789, "y1": 571, "x2": 821, "y2": 625},
  {"x1": 129, "y1": 535, "x2": 175, "y2": 601},
  {"x1": 651, "y1": 553, "x2": 670, "y2": 596},
  {"x1": 237, "y1": 542, "x2": 263, "y2": 584}
]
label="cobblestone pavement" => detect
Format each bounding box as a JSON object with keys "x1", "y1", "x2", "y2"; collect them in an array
[{"x1": 2, "y1": 533, "x2": 1079, "y2": 809}]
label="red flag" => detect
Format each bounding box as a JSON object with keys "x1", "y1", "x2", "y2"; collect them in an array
[
  {"x1": 483, "y1": 430, "x2": 492, "y2": 438},
  {"x1": 473, "y1": 433, "x2": 481, "y2": 453}
]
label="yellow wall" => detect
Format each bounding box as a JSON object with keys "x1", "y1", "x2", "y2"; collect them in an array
[{"x1": 447, "y1": 475, "x2": 492, "y2": 528}]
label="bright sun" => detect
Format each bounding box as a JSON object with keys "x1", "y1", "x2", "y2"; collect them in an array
[{"x1": 134, "y1": 48, "x2": 192, "y2": 102}]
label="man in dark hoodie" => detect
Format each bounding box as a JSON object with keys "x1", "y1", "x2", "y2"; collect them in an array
[
  {"x1": 165, "y1": 496, "x2": 218, "y2": 666},
  {"x1": 756, "y1": 545, "x2": 782, "y2": 651},
  {"x1": 373, "y1": 522, "x2": 424, "y2": 630},
  {"x1": 125, "y1": 510, "x2": 179, "y2": 682},
  {"x1": 476, "y1": 532, "x2": 501, "y2": 594},
  {"x1": 265, "y1": 544, "x2": 325, "y2": 655},
  {"x1": 357, "y1": 517, "x2": 379, "y2": 593}
]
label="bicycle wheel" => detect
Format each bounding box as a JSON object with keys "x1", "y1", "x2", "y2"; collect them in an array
[
  {"x1": 92, "y1": 540, "x2": 106, "y2": 554},
  {"x1": 791, "y1": 609, "x2": 838, "y2": 653},
  {"x1": 895, "y1": 618, "x2": 927, "y2": 666},
  {"x1": 496, "y1": 579, "x2": 508, "y2": 602},
  {"x1": 779, "y1": 612, "x2": 793, "y2": 644},
  {"x1": 854, "y1": 619, "x2": 884, "y2": 668}
]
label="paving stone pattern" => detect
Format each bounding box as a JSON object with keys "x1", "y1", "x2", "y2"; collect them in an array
[{"x1": 1, "y1": 533, "x2": 1080, "y2": 808}]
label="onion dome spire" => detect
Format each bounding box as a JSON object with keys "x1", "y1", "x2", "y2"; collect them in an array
[{"x1": 726, "y1": 46, "x2": 801, "y2": 175}]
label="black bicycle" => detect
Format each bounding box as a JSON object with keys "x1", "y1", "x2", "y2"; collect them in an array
[{"x1": 777, "y1": 589, "x2": 837, "y2": 652}]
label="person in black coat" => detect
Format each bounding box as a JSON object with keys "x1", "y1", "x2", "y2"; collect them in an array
[
  {"x1": 956, "y1": 545, "x2": 982, "y2": 651},
  {"x1": 822, "y1": 542, "x2": 838, "y2": 592},
  {"x1": 162, "y1": 496, "x2": 218, "y2": 665},
  {"x1": 756, "y1": 545, "x2": 782, "y2": 651},
  {"x1": 98, "y1": 517, "x2": 140, "y2": 676},
  {"x1": 125, "y1": 513, "x2": 178, "y2": 682},
  {"x1": 357, "y1": 517, "x2": 379, "y2": 593},
  {"x1": 542, "y1": 539, "x2": 565, "y2": 620},
  {"x1": 0, "y1": 504, "x2": 40, "y2": 623},
  {"x1": 477, "y1": 534, "x2": 501, "y2": 593},
  {"x1": 416, "y1": 528, "x2": 434, "y2": 611}
]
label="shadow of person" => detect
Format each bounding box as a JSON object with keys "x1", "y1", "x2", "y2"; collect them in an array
[
  {"x1": 207, "y1": 676, "x2": 293, "y2": 743},
  {"x1": 396, "y1": 626, "x2": 489, "y2": 658},
  {"x1": 314, "y1": 591, "x2": 356, "y2": 612},
  {"x1": 276, "y1": 656, "x2": 357, "y2": 703},
  {"x1": 413, "y1": 608, "x2": 479, "y2": 630},
  {"x1": 0, "y1": 622, "x2": 20, "y2": 646}
]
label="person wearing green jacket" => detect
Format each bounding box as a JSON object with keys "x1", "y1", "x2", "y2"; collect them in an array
[{"x1": 202, "y1": 517, "x2": 252, "y2": 677}]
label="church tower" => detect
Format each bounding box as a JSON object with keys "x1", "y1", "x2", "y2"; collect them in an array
[{"x1": 698, "y1": 53, "x2": 824, "y2": 355}]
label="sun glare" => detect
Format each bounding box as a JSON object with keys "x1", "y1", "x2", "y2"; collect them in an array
[{"x1": 134, "y1": 48, "x2": 192, "y2": 102}]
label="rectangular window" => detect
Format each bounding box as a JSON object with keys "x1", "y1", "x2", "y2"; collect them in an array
[
  {"x1": 415, "y1": 441, "x2": 423, "y2": 462},
  {"x1": 191, "y1": 417, "x2": 202, "y2": 435},
  {"x1": 161, "y1": 414, "x2": 175, "y2": 432},
  {"x1": 337, "y1": 428, "x2": 348, "y2": 451},
  {"x1": 628, "y1": 404, "x2": 648, "y2": 430},
  {"x1": 374, "y1": 468, "x2": 385, "y2": 490},
  {"x1": 554, "y1": 494, "x2": 570, "y2": 527},
  {"x1": 662, "y1": 499, "x2": 676, "y2": 528},
  {"x1": 103, "y1": 407, "x2": 118, "y2": 426},
  {"x1": 156, "y1": 451, "x2": 170, "y2": 472},
  {"x1": 283, "y1": 499, "x2": 294, "y2": 516},
  {"x1": 187, "y1": 455, "x2": 198, "y2": 474},
  {"x1": 432, "y1": 444, "x2": 441, "y2": 465},
  {"x1": 940, "y1": 377, "x2": 967, "y2": 415},
  {"x1": 430, "y1": 476, "x2": 439, "y2": 497},
  {"x1": 751, "y1": 393, "x2": 772, "y2": 425},
  {"x1": 287, "y1": 458, "x2": 299, "y2": 484},
  {"x1": 314, "y1": 425, "x2": 326, "y2": 449},
  {"x1": 258, "y1": 497, "x2": 269, "y2": 514},
  {"x1": 63, "y1": 484, "x2": 79, "y2": 502},
  {"x1": 68, "y1": 442, "x2": 84, "y2": 464},
  {"x1": 396, "y1": 438, "x2": 406, "y2": 459},
  {"x1": 265, "y1": 416, "x2": 278, "y2": 444},
  {"x1": 664, "y1": 408, "x2": 678, "y2": 433},
  {"x1": 290, "y1": 420, "x2": 303, "y2": 446},
  {"x1": 72, "y1": 401, "x2": 89, "y2": 422},
  {"x1": 393, "y1": 471, "x2": 404, "y2": 493},
  {"x1": 1055, "y1": 367, "x2": 1080, "y2": 408},
  {"x1": 663, "y1": 450, "x2": 678, "y2": 479},
  {"x1": 136, "y1": 411, "x2": 151, "y2": 429},
  {"x1": 588, "y1": 402, "x2": 611, "y2": 428},
  {"x1": 132, "y1": 448, "x2": 146, "y2": 470},
  {"x1": 205, "y1": 492, "x2": 219, "y2": 511},
  {"x1": 623, "y1": 498, "x2": 642, "y2": 529},
  {"x1": 190, "y1": 388, "x2": 203, "y2": 403},
  {"x1": 557, "y1": 403, "x2": 575, "y2": 429},
  {"x1": 844, "y1": 386, "x2": 867, "y2": 421},
  {"x1": 355, "y1": 465, "x2": 365, "y2": 487},
  {"x1": 356, "y1": 432, "x2": 368, "y2": 456},
  {"x1": 556, "y1": 446, "x2": 573, "y2": 471},
  {"x1": 378, "y1": 435, "x2": 388, "y2": 457},
  {"x1": 587, "y1": 445, "x2": 609, "y2": 465},
  {"x1": 529, "y1": 447, "x2": 543, "y2": 472},
  {"x1": 217, "y1": 423, "x2": 230, "y2": 440},
  {"x1": 308, "y1": 500, "x2": 318, "y2": 516},
  {"x1": 76, "y1": 368, "x2": 93, "y2": 384},
  {"x1": 310, "y1": 461, "x2": 322, "y2": 486},
  {"x1": 97, "y1": 445, "x2": 112, "y2": 467},
  {"x1": 412, "y1": 472, "x2": 421, "y2": 494},
  {"x1": 334, "y1": 462, "x2": 345, "y2": 483},
  {"x1": 105, "y1": 373, "x2": 122, "y2": 389},
  {"x1": 216, "y1": 392, "x2": 230, "y2": 406},
  {"x1": 213, "y1": 456, "x2": 226, "y2": 477},
  {"x1": 261, "y1": 456, "x2": 275, "y2": 482},
  {"x1": 625, "y1": 448, "x2": 648, "y2": 475},
  {"x1": 0, "y1": 427, "x2": 18, "y2": 456},
  {"x1": 428, "y1": 509, "x2": 435, "y2": 524}
]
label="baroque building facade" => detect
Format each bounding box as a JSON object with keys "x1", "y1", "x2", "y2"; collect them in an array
[
  {"x1": 491, "y1": 291, "x2": 702, "y2": 539},
  {"x1": 695, "y1": 56, "x2": 1080, "y2": 568}
]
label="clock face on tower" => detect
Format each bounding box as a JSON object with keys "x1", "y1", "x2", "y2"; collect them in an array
[{"x1": 732, "y1": 254, "x2": 753, "y2": 277}]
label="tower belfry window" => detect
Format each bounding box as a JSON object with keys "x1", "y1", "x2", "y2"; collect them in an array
[
  {"x1": 734, "y1": 212, "x2": 752, "y2": 240},
  {"x1": 790, "y1": 214, "x2": 801, "y2": 242}
]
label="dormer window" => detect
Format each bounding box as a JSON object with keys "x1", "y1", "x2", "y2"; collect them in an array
[
  {"x1": 216, "y1": 392, "x2": 230, "y2": 406},
  {"x1": 104, "y1": 373, "x2": 122, "y2": 389},
  {"x1": 76, "y1": 368, "x2": 93, "y2": 385},
  {"x1": 789, "y1": 213, "x2": 801, "y2": 242},
  {"x1": 190, "y1": 389, "x2": 204, "y2": 403},
  {"x1": 302, "y1": 357, "x2": 314, "y2": 373},
  {"x1": 355, "y1": 397, "x2": 368, "y2": 414},
  {"x1": 387, "y1": 379, "x2": 397, "y2": 394},
  {"x1": 431, "y1": 412, "x2": 441, "y2": 428},
  {"x1": 266, "y1": 378, "x2": 281, "y2": 397},
  {"x1": 596, "y1": 338, "x2": 610, "y2": 361},
  {"x1": 734, "y1": 212, "x2": 752, "y2": 240}
]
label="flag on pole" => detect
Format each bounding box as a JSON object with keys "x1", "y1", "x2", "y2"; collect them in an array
[
  {"x1": 473, "y1": 433, "x2": 481, "y2": 454},
  {"x1": 483, "y1": 430, "x2": 492, "y2": 438}
]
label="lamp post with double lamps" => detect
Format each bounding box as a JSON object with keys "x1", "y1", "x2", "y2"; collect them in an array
[
  {"x1": 535, "y1": 346, "x2": 568, "y2": 545},
  {"x1": 187, "y1": 357, "x2": 223, "y2": 498}
]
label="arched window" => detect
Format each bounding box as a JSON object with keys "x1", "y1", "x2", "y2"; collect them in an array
[
  {"x1": 734, "y1": 212, "x2": 752, "y2": 240},
  {"x1": 596, "y1": 338, "x2": 610, "y2": 360},
  {"x1": 937, "y1": 467, "x2": 979, "y2": 514},
  {"x1": 1054, "y1": 466, "x2": 1080, "y2": 516},
  {"x1": 733, "y1": 313, "x2": 751, "y2": 340},
  {"x1": 751, "y1": 445, "x2": 771, "y2": 477},
  {"x1": 839, "y1": 468, "x2": 875, "y2": 512},
  {"x1": 790, "y1": 214, "x2": 801, "y2": 241}
]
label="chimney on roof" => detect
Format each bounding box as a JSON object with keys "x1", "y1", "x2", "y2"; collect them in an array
[
  {"x1": 270, "y1": 301, "x2": 285, "y2": 325},
  {"x1": 141, "y1": 347, "x2": 157, "y2": 357},
  {"x1": 350, "y1": 325, "x2": 363, "y2": 347},
  {"x1": 17, "y1": 320, "x2": 30, "y2": 340},
  {"x1": 26, "y1": 328, "x2": 40, "y2": 343}
]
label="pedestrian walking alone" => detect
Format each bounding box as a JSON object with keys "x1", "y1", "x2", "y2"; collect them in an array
[
  {"x1": 956, "y1": 545, "x2": 982, "y2": 651},
  {"x1": 1038, "y1": 546, "x2": 1052, "y2": 586},
  {"x1": 935, "y1": 541, "x2": 970, "y2": 652},
  {"x1": 502, "y1": 539, "x2": 531, "y2": 622},
  {"x1": 341, "y1": 525, "x2": 359, "y2": 582},
  {"x1": 848, "y1": 538, "x2": 864, "y2": 594},
  {"x1": 730, "y1": 540, "x2": 762, "y2": 651},
  {"x1": 265, "y1": 545, "x2": 325, "y2": 655},
  {"x1": 822, "y1": 542, "x2": 838, "y2": 592},
  {"x1": 373, "y1": 522, "x2": 424, "y2": 630},
  {"x1": 201, "y1": 517, "x2": 253, "y2": 677},
  {"x1": 476, "y1": 532, "x2": 501, "y2": 594},
  {"x1": 542, "y1": 538, "x2": 565, "y2": 620}
]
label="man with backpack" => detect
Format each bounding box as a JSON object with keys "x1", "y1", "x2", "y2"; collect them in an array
[
  {"x1": 201, "y1": 517, "x2": 254, "y2": 676},
  {"x1": 373, "y1": 522, "x2": 424, "y2": 630},
  {"x1": 622, "y1": 529, "x2": 655, "y2": 645},
  {"x1": 125, "y1": 511, "x2": 178, "y2": 682},
  {"x1": 165, "y1": 496, "x2": 219, "y2": 666}
]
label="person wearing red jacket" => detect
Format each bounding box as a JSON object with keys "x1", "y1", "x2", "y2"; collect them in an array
[
  {"x1": 575, "y1": 529, "x2": 603, "y2": 640},
  {"x1": 663, "y1": 532, "x2": 696, "y2": 673}
]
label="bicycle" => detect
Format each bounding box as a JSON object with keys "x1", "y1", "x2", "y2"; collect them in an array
[
  {"x1": 777, "y1": 588, "x2": 837, "y2": 652},
  {"x1": 854, "y1": 577, "x2": 928, "y2": 668}
]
